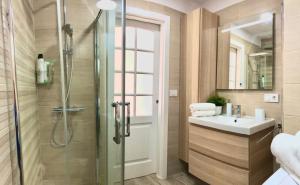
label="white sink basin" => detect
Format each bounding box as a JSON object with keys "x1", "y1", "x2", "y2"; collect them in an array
[{"x1": 189, "y1": 115, "x2": 275, "y2": 135}]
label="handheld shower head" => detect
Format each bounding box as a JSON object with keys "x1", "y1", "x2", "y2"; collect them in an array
[{"x1": 63, "y1": 24, "x2": 73, "y2": 37}]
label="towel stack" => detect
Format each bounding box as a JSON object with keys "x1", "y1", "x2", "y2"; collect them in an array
[
  {"x1": 271, "y1": 132, "x2": 300, "y2": 184},
  {"x1": 189, "y1": 103, "x2": 216, "y2": 117}
]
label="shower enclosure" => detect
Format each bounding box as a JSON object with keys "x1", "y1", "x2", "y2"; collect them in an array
[
  {"x1": 94, "y1": 5, "x2": 128, "y2": 185},
  {"x1": 54, "y1": 0, "x2": 127, "y2": 184},
  {"x1": 13, "y1": 0, "x2": 127, "y2": 184},
  {"x1": 248, "y1": 52, "x2": 273, "y2": 89}
]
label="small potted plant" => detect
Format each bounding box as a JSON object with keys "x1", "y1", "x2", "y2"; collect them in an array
[{"x1": 207, "y1": 94, "x2": 226, "y2": 115}]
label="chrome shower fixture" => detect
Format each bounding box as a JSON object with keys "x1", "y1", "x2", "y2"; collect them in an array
[{"x1": 63, "y1": 24, "x2": 73, "y2": 36}]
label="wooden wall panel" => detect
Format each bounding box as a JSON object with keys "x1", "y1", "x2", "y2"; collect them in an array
[
  {"x1": 179, "y1": 15, "x2": 187, "y2": 164},
  {"x1": 179, "y1": 8, "x2": 218, "y2": 162},
  {"x1": 216, "y1": 31, "x2": 230, "y2": 89},
  {"x1": 199, "y1": 9, "x2": 218, "y2": 101}
]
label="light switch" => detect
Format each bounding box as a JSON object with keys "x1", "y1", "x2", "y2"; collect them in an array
[
  {"x1": 169, "y1": 89, "x2": 178, "y2": 97},
  {"x1": 264, "y1": 93, "x2": 279, "y2": 103}
]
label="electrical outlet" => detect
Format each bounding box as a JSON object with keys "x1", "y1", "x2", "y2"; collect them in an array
[{"x1": 264, "y1": 93, "x2": 279, "y2": 103}]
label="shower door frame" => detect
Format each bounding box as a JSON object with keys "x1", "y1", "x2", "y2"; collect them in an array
[
  {"x1": 126, "y1": 7, "x2": 171, "y2": 179},
  {"x1": 94, "y1": 0, "x2": 127, "y2": 184}
]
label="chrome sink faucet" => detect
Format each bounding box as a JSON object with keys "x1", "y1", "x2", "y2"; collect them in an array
[{"x1": 234, "y1": 105, "x2": 242, "y2": 118}]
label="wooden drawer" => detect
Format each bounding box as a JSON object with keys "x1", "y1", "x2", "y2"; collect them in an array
[
  {"x1": 189, "y1": 150, "x2": 249, "y2": 185},
  {"x1": 189, "y1": 124, "x2": 249, "y2": 169}
]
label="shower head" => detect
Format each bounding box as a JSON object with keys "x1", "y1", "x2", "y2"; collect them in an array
[
  {"x1": 63, "y1": 24, "x2": 73, "y2": 37},
  {"x1": 96, "y1": 0, "x2": 117, "y2": 10}
]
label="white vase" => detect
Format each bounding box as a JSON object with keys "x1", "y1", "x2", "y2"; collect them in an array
[{"x1": 215, "y1": 106, "x2": 222, "y2": 115}]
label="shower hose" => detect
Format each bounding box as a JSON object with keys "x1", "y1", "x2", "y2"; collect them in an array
[{"x1": 51, "y1": 33, "x2": 74, "y2": 148}]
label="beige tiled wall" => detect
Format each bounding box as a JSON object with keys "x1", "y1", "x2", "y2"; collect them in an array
[
  {"x1": 0, "y1": 0, "x2": 32, "y2": 184},
  {"x1": 12, "y1": 0, "x2": 40, "y2": 185},
  {"x1": 34, "y1": 0, "x2": 97, "y2": 184},
  {"x1": 283, "y1": 0, "x2": 300, "y2": 134},
  {"x1": 0, "y1": 1, "x2": 16, "y2": 184},
  {"x1": 127, "y1": 0, "x2": 185, "y2": 175},
  {"x1": 11, "y1": 0, "x2": 41, "y2": 184},
  {"x1": 216, "y1": 0, "x2": 283, "y2": 124}
]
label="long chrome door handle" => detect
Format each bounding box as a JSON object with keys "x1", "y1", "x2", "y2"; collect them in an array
[
  {"x1": 125, "y1": 102, "x2": 130, "y2": 137},
  {"x1": 112, "y1": 102, "x2": 121, "y2": 144}
]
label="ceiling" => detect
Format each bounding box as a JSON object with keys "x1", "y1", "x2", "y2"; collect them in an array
[
  {"x1": 242, "y1": 22, "x2": 273, "y2": 39},
  {"x1": 145, "y1": 0, "x2": 245, "y2": 13}
]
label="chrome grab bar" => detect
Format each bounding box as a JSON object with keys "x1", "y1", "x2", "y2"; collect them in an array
[
  {"x1": 52, "y1": 106, "x2": 86, "y2": 113},
  {"x1": 125, "y1": 102, "x2": 130, "y2": 137},
  {"x1": 112, "y1": 102, "x2": 131, "y2": 144},
  {"x1": 112, "y1": 102, "x2": 121, "y2": 144}
]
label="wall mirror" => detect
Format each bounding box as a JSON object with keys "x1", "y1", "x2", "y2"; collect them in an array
[{"x1": 217, "y1": 13, "x2": 274, "y2": 90}]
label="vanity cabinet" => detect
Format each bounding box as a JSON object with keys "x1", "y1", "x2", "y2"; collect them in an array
[{"x1": 188, "y1": 123, "x2": 274, "y2": 185}]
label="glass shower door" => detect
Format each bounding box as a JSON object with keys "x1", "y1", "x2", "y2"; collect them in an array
[{"x1": 94, "y1": 1, "x2": 126, "y2": 184}]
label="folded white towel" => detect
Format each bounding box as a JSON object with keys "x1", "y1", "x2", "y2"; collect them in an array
[
  {"x1": 271, "y1": 133, "x2": 300, "y2": 184},
  {"x1": 190, "y1": 103, "x2": 216, "y2": 112},
  {"x1": 191, "y1": 110, "x2": 215, "y2": 117},
  {"x1": 263, "y1": 168, "x2": 298, "y2": 185}
]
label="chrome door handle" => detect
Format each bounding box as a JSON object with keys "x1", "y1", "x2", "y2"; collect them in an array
[
  {"x1": 112, "y1": 102, "x2": 121, "y2": 144},
  {"x1": 125, "y1": 102, "x2": 130, "y2": 137}
]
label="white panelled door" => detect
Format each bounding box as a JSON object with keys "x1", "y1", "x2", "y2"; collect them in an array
[{"x1": 115, "y1": 19, "x2": 160, "y2": 179}]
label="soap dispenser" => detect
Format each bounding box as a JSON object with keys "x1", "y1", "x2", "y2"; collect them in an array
[{"x1": 226, "y1": 99, "x2": 232, "y2": 116}]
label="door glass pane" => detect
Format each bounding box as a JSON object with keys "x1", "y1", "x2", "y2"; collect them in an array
[
  {"x1": 126, "y1": 50, "x2": 135, "y2": 71},
  {"x1": 126, "y1": 27, "x2": 135, "y2": 49},
  {"x1": 115, "y1": 27, "x2": 122, "y2": 48},
  {"x1": 114, "y1": 73, "x2": 122, "y2": 94},
  {"x1": 137, "y1": 28, "x2": 154, "y2": 51},
  {"x1": 137, "y1": 51, "x2": 154, "y2": 73},
  {"x1": 116, "y1": 50, "x2": 135, "y2": 71},
  {"x1": 136, "y1": 74, "x2": 153, "y2": 94},
  {"x1": 115, "y1": 73, "x2": 134, "y2": 94},
  {"x1": 96, "y1": 2, "x2": 125, "y2": 184},
  {"x1": 136, "y1": 96, "x2": 152, "y2": 116},
  {"x1": 125, "y1": 73, "x2": 134, "y2": 94},
  {"x1": 115, "y1": 49, "x2": 121, "y2": 71}
]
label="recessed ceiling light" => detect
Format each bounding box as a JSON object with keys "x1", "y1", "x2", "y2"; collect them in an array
[{"x1": 96, "y1": 0, "x2": 117, "y2": 10}]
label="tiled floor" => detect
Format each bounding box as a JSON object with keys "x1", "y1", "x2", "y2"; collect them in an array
[{"x1": 125, "y1": 172, "x2": 207, "y2": 185}]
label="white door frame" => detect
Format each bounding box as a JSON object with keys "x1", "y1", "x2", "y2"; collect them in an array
[{"x1": 126, "y1": 7, "x2": 170, "y2": 180}]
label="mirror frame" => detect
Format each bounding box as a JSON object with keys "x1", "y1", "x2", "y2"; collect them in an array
[{"x1": 216, "y1": 13, "x2": 276, "y2": 91}]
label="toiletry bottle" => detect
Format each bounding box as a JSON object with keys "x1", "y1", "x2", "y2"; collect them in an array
[
  {"x1": 261, "y1": 75, "x2": 265, "y2": 89},
  {"x1": 37, "y1": 54, "x2": 45, "y2": 84},
  {"x1": 226, "y1": 99, "x2": 232, "y2": 116}
]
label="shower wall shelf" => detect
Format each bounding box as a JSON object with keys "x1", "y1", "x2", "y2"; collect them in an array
[
  {"x1": 52, "y1": 106, "x2": 86, "y2": 113},
  {"x1": 36, "y1": 60, "x2": 55, "y2": 86}
]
